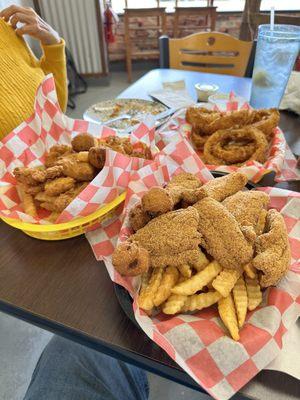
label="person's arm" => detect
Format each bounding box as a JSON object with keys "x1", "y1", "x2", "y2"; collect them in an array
[
  {"x1": 39, "y1": 40, "x2": 68, "y2": 112},
  {"x1": 0, "y1": 5, "x2": 68, "y2": 112}
]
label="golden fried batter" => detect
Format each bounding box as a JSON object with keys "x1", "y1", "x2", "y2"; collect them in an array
[
  {"x1": 193, "y1": 197, "x2": 254, "y2": 270},
  {"x1": 132, "y1": 207, "x2": 201, "y2": 259},
  {"x1": 44, "y1": 177, "x2": 75, "y2": 196},
  {"x1": 166, "y1": 172, "x2": 202, "y2": 191},
  {"x1": 112, "y1": 241, "x2": 150, "y2": 276},
  {"x1": 151, "y1": 249, "x2": 205, "y2": 269},
  {"x1": 253, "y1": 209, "x2": 290, "y2": 287},
  {"x1": 186, "y1": 107, "x2": 254, "y2": 136},
  {"x1": 196, "y1": 172, "x2": 248, "y2": 202},
  {"x1": 35, "y1": 191, "x2": 57, "y2": 203},
  {"x1": 252, "y1": 108, "x2": 280, "y2": 139},
  {"x1": 14, "y1": 166, "x2": 46, "y2": 185},
  {"x1": 256, "y1": 209, "x2": 268, "y2": 235},
  {"x1": 223, "y1": 191, "x2": 270, "y2": 232},
  {"x1": 88, "y1": 146, "x2": 106, "y2": 169},
  {"x1": 71, "y1": 133, "x2": 96, "y2": 152},
  {"x1": 129, "y1": 203, "x2": 151, "y2": 232},
  {"x1": 45, "y1": 144, "x2": 73, "y2": 167},
  {"x1": 203, "y1": 127, "x2": 269, "y2": 166},
  {"x1": 58, "y1": 158, "x2": 95, "y2": 181},
  {"x1": 142, "y1": 187, "x2": 174, "y2": 216},
  {"x1": 53, "y1": 182, "x2": 89, "y2": 212}
]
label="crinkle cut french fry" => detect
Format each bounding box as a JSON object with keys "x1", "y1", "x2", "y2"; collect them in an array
[
  {"x1": 182, "y1": 291, "x2": 222, "y2": 312},
  {"x1": 171, "y1": 261, "x2": 222, "y2": 296},
  {"x1": 218, "y1": 293, "x2": 240, "y2": 341},
  {"x1": 154, "y1": 266, "x2": 179, "y2": 307},
  {"x1": 138, "y1": 268, "x2": 163, "y2": 311},
  {"x1": 233, "y1": 276, "x2": 248, "y2": 328},
  {"x1": 177, "y1": 264, "x2": 192, "y2": 278},
  {"x1": 206, "y1": 281, "x2": 214, "y2": 290},
  {"x1": 192, "y1": 250, "x2": 210, "y2": 271},
  {"x1": 19, "y1": 184, "x2": 37, "y2": 217},
  {"x1": 212, "y1": 268, "x2": 241, "y2": 297},
  {"x1": 163, "y1": 294, "x2": 187, "y2": 315},
  {"x1": 245, "y1": 273, "x2": 263, "y2": 311},
  {"x1": 244, "y1": 263, "x2": 256, "y2": 279}
]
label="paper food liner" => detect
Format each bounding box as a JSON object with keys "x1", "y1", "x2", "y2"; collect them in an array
[
  {"x1": 157, "y1": 95, "x2": 299, "y2": 183},
  {"x1": 87, "y1": 159, "x2": 300, "y2": 399},
  {"x1": 0, "y1": 75, "x2": 157, "y2": 224}
]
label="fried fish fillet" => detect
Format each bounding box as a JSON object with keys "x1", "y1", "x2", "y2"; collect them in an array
[
  {"x1": 132, "y1": 207, "x2": 202, "y2": 262},
  {"x1": 253, "y1": 209, "x2": 291, "y2": 287},
  {"x1": 223, "y1": 191, "x2": 270, "y2": 233},
  {"x1": 166, "y1": 172, "x2": 202, "y2": 190},
  {"x1": 195, "y1": 172, "x2": 248, "y2": 202},
  {"x1": 193, "y1": 197, "x2": 254, "y2": 269}
]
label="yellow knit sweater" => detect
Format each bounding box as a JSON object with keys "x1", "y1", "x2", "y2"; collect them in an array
[{"x1": 0, "y1": 19, "x2": 67, "y2": 140}]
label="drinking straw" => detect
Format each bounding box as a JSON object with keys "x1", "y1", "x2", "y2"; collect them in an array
[{"x1": 270, "y1": 7, "x2": 275, "y2": 31}]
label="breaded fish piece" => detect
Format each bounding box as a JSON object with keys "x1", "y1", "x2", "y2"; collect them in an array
[
  {"x1": 132, "y1": 207, "x2": 201, "y2": 258},
  {"x1": 196, "y1": 172, "x2": 248, "y2": 202},
  {"x1": 223, "y1": 191, "x2": 270, "y2": 233},
  {"x1": 166, "y1": 172, "x2": 202, "y2": 190},
  {"x1": 193, "y1": 197, "x2": 254, "y2": 270},
  {"x1": 253, "y1": 209, "x2": 291, "y2": 287}
]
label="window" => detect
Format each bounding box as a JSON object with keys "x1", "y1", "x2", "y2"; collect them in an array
[{"x1": 110, "y1": 0, "x2": 300, "y2": 14}]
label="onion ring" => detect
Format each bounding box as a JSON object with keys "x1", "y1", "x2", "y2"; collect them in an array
[
  {"x1": 212, "y1": 141, "x2": 257, "y2": 164},
  {"x1": 186, "y1": 107, "x2": 280, "y2": 140},
  {"x1": 251, "y1": 108, "x2": 280, "y2": 138},
  {"x1": 191, "y1": 130, "x2": 211, "y2": 149},
  {"x1": 203, "y1": 127, "x2": 269, "y2": 166}
]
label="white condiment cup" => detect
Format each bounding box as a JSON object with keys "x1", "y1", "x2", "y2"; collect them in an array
[
  {"x1": 194, "y1": 83, "x2": 219, "y2": 102},
  {"x1": 208, "y1": 93, "x2": 248, "y2": 110}
]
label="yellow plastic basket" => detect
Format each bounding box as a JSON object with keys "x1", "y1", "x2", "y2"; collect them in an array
[{"x1": 1, "y1": 192, "x2": 126, "y2": 241}]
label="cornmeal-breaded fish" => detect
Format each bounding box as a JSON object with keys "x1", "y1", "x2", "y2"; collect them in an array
[
  {"x1": 132, "y1": 207, "x2": 201, "y2": 257},
  {"x1": 166, "y1": 172, "x2": 202, "y2": 190},
  {"x1": 223, "y1": 191, "x2": 270, "y2": 233},
  {"x1": 253, "y1": 209, "x2": 290, "y2": 287},
  {"x1": 193, "y1": 197, "x2": 254, "y2": 269},
  {"x1": 195, "y1": 172, "x2": 248, "y2": 202}
]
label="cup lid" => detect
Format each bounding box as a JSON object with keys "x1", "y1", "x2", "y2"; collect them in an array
[{"x1": 195, "y1": 83, "x2": 219, "y2": 92}]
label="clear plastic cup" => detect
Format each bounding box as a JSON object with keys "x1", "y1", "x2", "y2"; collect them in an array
[{"x1": 250, "y1": 24, "x2": 300, "y2": 109}]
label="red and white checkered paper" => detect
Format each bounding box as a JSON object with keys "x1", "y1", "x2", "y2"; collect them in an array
[
  {"x1": 0, "y1": 75, "x2": 157, "y2": 224},
  {"x1": 157, "y1": 96, "x2": 300, "y2": 183},
  {"x1": 87, "y1": 160, "x2": 300, "y2": 399}
]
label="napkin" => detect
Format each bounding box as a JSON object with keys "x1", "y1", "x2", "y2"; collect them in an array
[
  {"x1": 280, "y1": 71, "x2": 300, "y2": 115},
  {"x1": 149, "y1": 80, "x2": 196, "y2": 109}
]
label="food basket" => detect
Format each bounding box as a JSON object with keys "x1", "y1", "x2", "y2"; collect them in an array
[
  {"x1": 1, "y1": 192, "x2": 126, "y2": 240},
  {"x1": 0, "y1": 75, "x2": 158, "y2": 240},
  {"x1": 156, "y1": 98, "x2": 291, "y2": 183}
]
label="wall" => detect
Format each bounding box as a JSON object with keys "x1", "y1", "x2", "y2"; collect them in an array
[
  {"x1": 108, "y1": 11, "x2": 300, "y2": 62},
  {"x1": 108, "y1": 12, "x2": 242, "y2": 61}
]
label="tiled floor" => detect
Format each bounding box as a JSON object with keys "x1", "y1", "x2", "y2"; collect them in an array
[{"x1": 0, "y1": 70, "x2": 210, "y2": 400}]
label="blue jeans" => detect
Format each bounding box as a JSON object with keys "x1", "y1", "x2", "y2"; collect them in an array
[{"x1": 24, "y1": 336, "x2": 149, "y2": 400}]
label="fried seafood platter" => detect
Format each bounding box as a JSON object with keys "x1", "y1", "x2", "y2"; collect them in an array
[
  {"x1": 112, "y1": 172, "x2": 291, "y2": 340},
  {"x1": 186, "y1": 106, "x2": 280, "y2": 166},
  {"x1": 13, "y1": 133, "x2": 152, "y2": 222}
]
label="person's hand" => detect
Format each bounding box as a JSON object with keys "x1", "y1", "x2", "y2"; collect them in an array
[{"x1": 0, "y1": 5, "x2": 60, "y2": 45}]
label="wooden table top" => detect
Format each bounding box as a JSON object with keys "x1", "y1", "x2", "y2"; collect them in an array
[{"x1": 0, "y1": 69, "x2": 299, "y2": 400}]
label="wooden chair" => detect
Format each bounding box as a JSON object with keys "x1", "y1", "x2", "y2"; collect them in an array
[
  {"x1": 173, "y1": 1, "x2": 217, "y2": 38},
  {"x1": 160, "y1": 32, "x2": 253, "y2": 77},
  {"x1": 124, "y1": 5, "x2": 167, "y2": 83}
]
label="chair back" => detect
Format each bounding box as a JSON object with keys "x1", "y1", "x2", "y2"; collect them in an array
[{"x1": 169, "y1": 32, "x2": 253, "y2": 77}]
